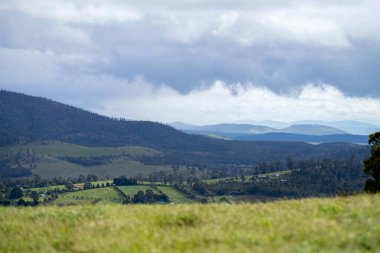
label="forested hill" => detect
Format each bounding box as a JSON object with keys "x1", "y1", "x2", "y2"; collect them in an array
[
  {"x1": 0, "y1": 90, "x2": 370, "y2": 166},
  {"x1": 0, "y1": 90, "x2": 207, "y2": 148}
]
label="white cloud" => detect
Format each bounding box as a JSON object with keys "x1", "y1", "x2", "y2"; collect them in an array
[
  {"x1": 1, "y1": 47, "x2": 379, "y2": 125},
  {"x1": 0, "y1": 0, "x2": 144, "y2": 24},
  {"x1": 3, "y1": 0, "x2": 373, "y2": 47},
  {"x1": 158, "y1": 13, "x2": 210, "y2": 44},
  {"x1": 96, "y1": 81, "x2": 380, "y2": 126},
  {"x1": 1, "y1": 0, "x2": 380, "y2": 120},
  {"x1": 209, "y1": 8, "x2": 352, "y2": 48},
  {"x1": 211, "y1": 12, "x2": 239, "y2": 36},
  {"x1": 259, "y1": 12, "x2": 351, "y2": 48},
  {"x1": 49, "y1": 25, "x2": 90, "y2": 45}
]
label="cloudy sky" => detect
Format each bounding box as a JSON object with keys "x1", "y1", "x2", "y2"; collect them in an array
[{"x1": 1, "y1": 0, "x2": 380, "y2": 125}]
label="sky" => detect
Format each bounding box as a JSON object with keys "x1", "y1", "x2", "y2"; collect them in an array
[{"x1": 1, "y1": 0, "x2": 380, "y2": 125}]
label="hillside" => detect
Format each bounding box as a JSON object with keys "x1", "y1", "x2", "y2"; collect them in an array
[
  {"x1": 1, "y1": 194, "x2": 379, "y2": 252},
  {"x1": 0, "y1": 141, "x2": 174, "y2": 178},
  {"x1": 193, "y1": 123, "x2": 276, "y2": 134},
  {"x1": 0, "y1": 90, "x2": 200, "y2": 149},
  {"x1": 171, "y1": 121, "x2": 369, "y2": 143},
  {"x1": 280, "y1": 124, "x2": 348, "y2": 135},
  {"x1": 0, "y1": 90, "x2": 371, "y2": 179},
  {"x1": 293, "y1": 120, "x2": 380, "y2": 135},
  {"x1": 234, "y1": 133, "x2": 368, "y2": 143}
]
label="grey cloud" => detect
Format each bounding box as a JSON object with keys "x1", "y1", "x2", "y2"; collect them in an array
[{"x1": 0, "y1": 0, "x2": 380, "y2": 123}]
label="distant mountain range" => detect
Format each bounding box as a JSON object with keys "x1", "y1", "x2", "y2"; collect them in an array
[
  {"x1": 170, "y1": 121, "x2": 377, "y2": 144},
  {"x1": 1, "y1": 90, "x2": 369, "y2": 159},
  {"x1": 235, "y1": 120, "x2": 379, "y2": 135},
  {"x1": 232, "y1": 133, "x2": 368, "y2": 144},
  {"x1": 171, "y1": 122, "x2": 277, "y2": 134},
  {"x1": 280, "y1": 124, "x2": 347, "y2": 136}
]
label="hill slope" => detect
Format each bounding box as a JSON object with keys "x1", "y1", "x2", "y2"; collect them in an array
[
  {"x1": 280, "y1": 124, "x2": 348, "y2": 135},
  {"x1": 0, "y1": 194, "x2": 379, "y2": 252},
  {"x1": 193, "y1": 123, "x2": 276, "y2": 134},
  {"x1": 0, "y1": 90, "x2": 200, "y2": 148},
  {"x1": 170, "y1": 121, "x2": 368, "y2": 143},
  {"x1": 294, "y1": 120, "x2": 380, "y2": 135},
  {"x1": 234, "y1": 133, "x2": 368, "y2": 143},
  {"x1": 0, "y1": 90, "x2": 370, "y2": 179}
]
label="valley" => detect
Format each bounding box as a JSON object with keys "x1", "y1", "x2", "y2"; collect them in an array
[
  {"x1": 1, "y1": 1, "x2": 380, "y2": 252},
  {"x1": 0, "y1": 91, "x2": 372, "y2": 205}
]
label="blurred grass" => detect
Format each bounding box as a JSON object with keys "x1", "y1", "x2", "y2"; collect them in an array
[{"x1": 1, "y1": 194, "x2": 380, "y2": 253}]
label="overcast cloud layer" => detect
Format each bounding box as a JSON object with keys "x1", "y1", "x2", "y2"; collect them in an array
[{"x1": 1, "y1": 0, "x2": 380, "y2": 125}]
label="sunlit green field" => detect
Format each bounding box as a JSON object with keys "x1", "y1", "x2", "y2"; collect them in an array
[
  {"x1": 54, "y1": 187, "x2": 123, "y2": 205},
  {"x1": 28, "y1": 180, "x2": 112, "y2": 193},
  {"x1": 28, "y1": 185, "x2": 67, "y2": 193},
  {"x1": 117, "y1": 185, "x2": 159, "y2": 196},
  {"x1": 0, "y1": 141, "x2": 160, "y2": 157},
  {"x1": 203, "y1": 170, "x2": 294, "y2": 184},
  {"x1": 51, "y1": 185, "x2": 196, "y2": 205},
  {"x1": 1, "y1": 194, "x2": 379, "y2": 253},
  {"x1": 0, "y1": 141, "x2": 172, "y2": 178},
  {"x1": 157, "y1": 186, "x2": 195, "y2": 204}
]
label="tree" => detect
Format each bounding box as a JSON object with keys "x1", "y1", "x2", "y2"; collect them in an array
[
  {"x1": 9, "y1": 187, "x2": 23, "y2": 199},
  {"x1": 17, "y1": 199, "x2": 26, "y2": 206},
  {"x1": 145, "y1": 189, "x2": 154, "y2": 203},
  {"x1": 364, "y1": 132, "x2": 380, "y2": 193},
  {"x1": 113, "y1": 176, "x2": 137, "y2": 186},
  {"x1": 65, "y1": 182, "x2": 74, "y2": 191},
  {"x1": 123, "y1": 195, "x2": 132, "y2": 204},
  {"x1": 133, "y1": 191, "x2": 146, "y2": 203},
  {"x1": 83, "y1": 181, "x2": 92, "y2": 190},
  {"x1": 87, "y1": 174, "x2": 98, "y2": 182},
  {"x1": 30, "y1": 191, "x2": 39, "y2": 203},
  {"x1": 192, "y1": 182, "x2": 207, "y2": 195}
]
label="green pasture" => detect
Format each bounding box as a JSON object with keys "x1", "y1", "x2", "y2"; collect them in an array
[{"x1": 1, "y1": 194, "x2": 379, "y2": 252}]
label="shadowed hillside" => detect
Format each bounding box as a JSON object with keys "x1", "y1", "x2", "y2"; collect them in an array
[
  {"x1": 0, "y1": 90, "x2": 208, "y2": 148},
  {"x1": 0, "y1": 90, "x2": 370, "y2": 171}
]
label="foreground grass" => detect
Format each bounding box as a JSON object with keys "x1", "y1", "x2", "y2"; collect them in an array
[{"x1": 1, "y1": 194, "x2": 380, "y2": 253}]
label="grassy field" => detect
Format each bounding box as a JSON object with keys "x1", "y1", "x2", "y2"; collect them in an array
[
  {"x1": 28, "y1": 185, "x2": 67, "y2": 193},
  {"x1": 212, "y1": 194, "x2": 285, "y2": 203},
  {"x1": 0, "y1": 141, "x2": 174, "y2": 178},
  {"x1": 0, "y1": 141, "x2": 160, "y2": 158},
  {"x1": 203, "y1": 170, "x2": 294, "y2": 184},
  {"x1": 157, "y1": 186, "x2": 195, "y2": 204},
  {"x1": 28, "y1": 180, "x2": 112, "y2": 193},
  {"x1": 54, "y1": 187, "x2": 123, "y2": 205},
  {"x1": 1, "y1": 194, "x2": 380, "y2": 252},
  {"x1": 117, "y1": 185, "x2": 159, "y2": 196},
  {"x1": 32, "y1": 157, "x2": 173, "y2": 179}
]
